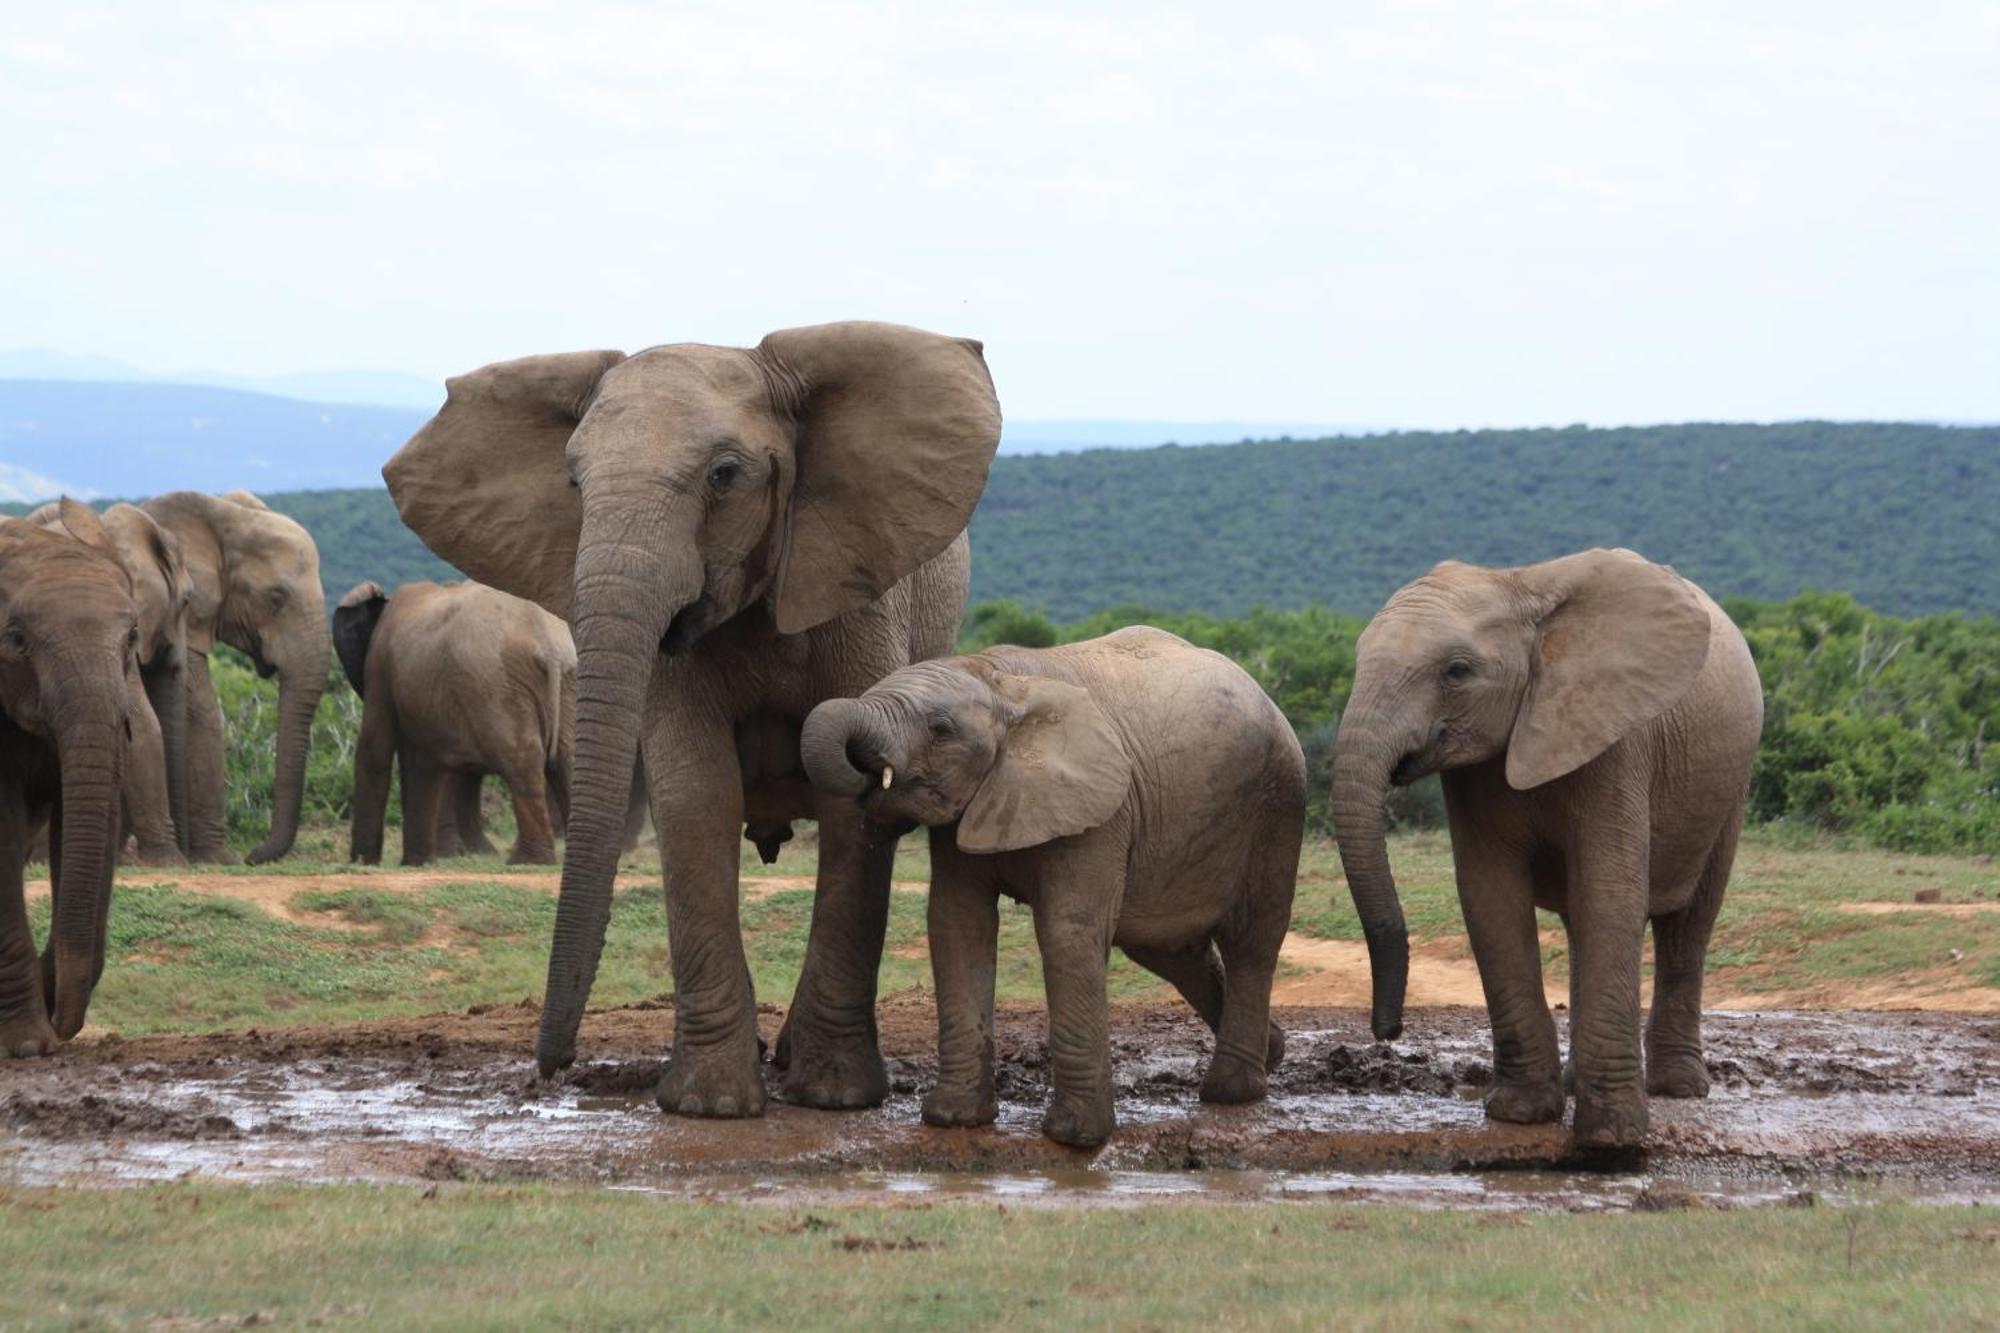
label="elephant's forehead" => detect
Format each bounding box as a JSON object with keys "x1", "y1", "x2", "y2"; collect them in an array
[{"x1": 601, "y1": 344, "x2": 767, "y2": 409}]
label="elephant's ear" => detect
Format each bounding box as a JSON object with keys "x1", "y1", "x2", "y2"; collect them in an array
[
  {"x1": 55, "y1": 498, "x2": 116, "y2": 557},
  {"x1": 1506, "y1": 548, "x2": 1712, "y2": 790},
  {"x1": 758, "y1": 322, "x2": 1001, "y2": 635},
  {"x1": 383, "y1": 351, "x2": 624, "y2": 620},
  {"x1": 958, "y1": 676, "x2": 1131, "y2": 854},
  {"x1": 333, "y1": 581, "x2": 389, "y2": 699}
]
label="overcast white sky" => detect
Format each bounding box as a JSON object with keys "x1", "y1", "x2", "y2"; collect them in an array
[{"x1": 3, "y1": 2, "x2": 1996, "y2": 426}]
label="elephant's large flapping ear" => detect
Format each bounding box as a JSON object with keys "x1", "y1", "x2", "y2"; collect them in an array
[
  {"x1": 383, "y1": 351, "x2": 625, "y2": 620},
  {"x1": 333, "y1": 581, "x2": 389, "y2": 699},
  {"x1": 958, "y1": 675, "x2": 1131, "y2": 854},
  {"x1": 758, "y1": 322, "x2": 1001, "y2": 635},
  {"x1": 55, "y1": 498, "x2": 117, "y2": 557},
  {"x1": 1506, "y1": 548, "x2": 1712, "y2": 790}
]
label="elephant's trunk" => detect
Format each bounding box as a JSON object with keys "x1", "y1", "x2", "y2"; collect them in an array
[
  {"x1": 537, "y1": 500, "x2": 698, "y2": 1078},
  {"x1": 800, "y1": 698, "x2": 905, "y2": 798},
  {"x1": 49, "y1": 665, "x2": 127, "y2": 1039},
  {"x1": 246, "y1": 622, "x2": 329, "y2": 865},
  {"x1": 1330, "y1": 693, "x2": 1410, "y2": 1042}
]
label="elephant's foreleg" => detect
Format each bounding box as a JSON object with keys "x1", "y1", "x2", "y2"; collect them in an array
[
  {"x1": 774, "y1": 793, "x2": 895, "y2": 1110},
  {"x1": 1646, "y1": 810, "x2": 1739, "y2": 1100},
  {"x1": 1455, "y1": 846, "x2": 1564, "y2": 1126},
  {"x1": 645, "y1": 697, "x2": 764, "y2": 1119},
  {"x1": 180, "y1": 652, "x2": 236, "y2": 864},
  {"x1": 1029, "y1": 838, "x2": 1124, "y2": 1149},
  {"x1": 921, "y1": 847, "x2": 1001, "y2": 1129},
  {"x1": 1565, "y1": 817, "x2": 1652, "y2": 1149},
  {"x1": 120, "y1": 660, "x2": 185, "y2": 866},
  {"x1": 0, "y1": 792, "x2": 57, "y2": 1057}
]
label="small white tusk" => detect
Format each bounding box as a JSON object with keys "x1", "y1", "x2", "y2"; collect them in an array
[{"x1": 881, "y1": 765, "x2": 894, "y2": 790}]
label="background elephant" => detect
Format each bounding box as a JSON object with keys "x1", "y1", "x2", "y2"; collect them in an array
[
  {"x1": 0, "y1": 520, "x2": 136, "y2": 1054},
  {"x1": 385, "y1": 320, "x2": 1000, "y2": 1117},
  {"x1": 141, "y1": 491, "x2": 330, "y2": 865},
  {"x1": 802, "y1": 627, "x2": 1304, "y2": 1148},
  {"x1": 29, "y1": 500, "x2": 191, "y2": 865},
  {"x1": 335, "y1": 579, "x2": 574, "y2": 866},
  {"x1": 1332, "y1": 547, "x2": 1762, "y2": 1149}
]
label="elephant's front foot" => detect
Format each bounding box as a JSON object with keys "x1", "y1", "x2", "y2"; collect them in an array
[
  {"x1": 1484, "y1": 1075, "x2": 1566, "y2": 1125},
  {"x1": 188, "y1": 844, "x2": 240, "y2": 867},
  {"x1": 507, "y1": 844, "x2": 558, "y2": 867},
  {"x1": 0, "y1": 1006, "x2": 59, "y2": 1059},
  {"x1": 127, "y1": 841, "x2": 187, "y2": 868},
  {"x1": 1199, "y1": 1052, "x2": 1268, "y2": 1105},
  {"x1": 1572, "y1": 1085, "x2": 1649, "y2": 1149},
  {"x1": 1042, "y1": 1089, "x2": 1114, "y2": 1150},
  {"x1": 921, "y1": 1079, "x2": 998, "y2": 1129},
  {"x1": 778, "y1": 1027, "x2": 888, "y2": 1110},
  {"x1": 1646, "y1": 1050, "x2": 1711, "y2": 1100},
  {"x1": 655, "y1": 1046, "x2": 768, "y2": 1119}
]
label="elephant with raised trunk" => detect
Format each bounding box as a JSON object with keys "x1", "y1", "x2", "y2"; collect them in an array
[
  {"x1": 384, "y1": 320, "x2": 1000, "y2": 1117},
  {"x1": 141, "y1": 491, "x2": 330, "y2": 865},
  {"x1": 0, "y1": 520, "x2": 136, "y2": 1055},
  {"x1": 335, "y1": 579, "x2": 575, "y2": 866},
  {"x1": 803, "y1": 627, "x2": 1303, "y2": 1148},
  {"x1": 29, "y1": 500, "x2": 192, "y2": 865},
  {"x1": 1332, "y1": 548, "x2": 1761, "y2": 1149}
]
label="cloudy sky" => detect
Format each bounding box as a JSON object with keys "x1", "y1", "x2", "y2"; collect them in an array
[{"x1": 3, "y1": 2, "x2": 1996, "y2": 426}]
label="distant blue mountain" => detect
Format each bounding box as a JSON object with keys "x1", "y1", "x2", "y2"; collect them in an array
[
  {"x1": 0, "y1": 348, "x2": 444, "y2": 410},
  {"x1": 0, "y1": 380, "x2": 427, "y2": 497},
  {"x1": 1000, "y1": 419, "x2": 1371, "y2": 453}
]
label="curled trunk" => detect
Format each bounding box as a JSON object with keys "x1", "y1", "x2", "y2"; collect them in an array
[
  {"x1": 246, "y1": 632, "x2": 329, "y2": 866},
  {"x1": 49, "y1": 671, "x2": 126, "y2": 1039},
  {"x1": 800, "y1": 698, "x2": 904, "y2": 797},
  {"x1": 1330, "y1": 719, "x2": 1409, "y2": 1041},
  {"x1": 537, "y1": 503, "x2": 695, "y2": 1077}
]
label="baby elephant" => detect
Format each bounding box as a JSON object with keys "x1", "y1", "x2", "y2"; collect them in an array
[
  {"x1": 802, "y1": 627, "x2": 1304, "y2": 1149},
  {"x1": 335, "y1": 580, "x2": 574, "y2": 866}
]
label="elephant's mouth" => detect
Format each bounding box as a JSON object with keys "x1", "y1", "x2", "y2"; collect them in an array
[
  {"x1": 1390, "y1": 748, "x2": 1439, "y2": 787},
  {"x1": 660, "y1": 596, "x2": 720, "y2": 657}
]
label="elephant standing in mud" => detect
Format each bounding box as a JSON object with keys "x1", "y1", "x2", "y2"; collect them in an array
[
  {"x1": 141, "y1": 491, "x2": 330, "y2": 865},
  {"x1": 0, "y1": 520, "x2": 137, "y2": 1055},
  {"x1": 1332, "y1": 548, "x2": 1762, "y2": 1148},
  {"x1": 803, "y1": 627, "x2": 1303, "y2": 1148},
  {"x1": 27, "y1": 500, "x2": 192, "y2": 866},
  {"x1": 384, "y1": 320, "x2": 1001, "y2": 1116},
  {"x1": 335, "y1": 579, "x2": 575, "y2": 866}
]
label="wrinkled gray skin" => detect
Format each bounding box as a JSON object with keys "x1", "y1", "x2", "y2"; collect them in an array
[
  {"x1": 28, "y1": 500, "x2": 191, "y2": 866},
  {"x1": 0, "y1": 520, "x2": 135, "y2": 1055},
  {"x1": 336, "y1": 580, "x2": 575, "y2": 866},
  {"x1": 384, "y1": 321, "x2": 1000, "y2": 1117},
  {"x1": 141, "y1": 492, "x2": 330, "y2": 865},
  {"x1": 803, "y1": 627, "x2": 1304, "y2": 1148},
  {"x1": 1332, "y1": 549, "x2": 1762, "y2": 1149}
]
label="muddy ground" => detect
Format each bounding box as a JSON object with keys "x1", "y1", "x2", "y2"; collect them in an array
[{"x1": 3, "y1": 996, "x2": 1995, "y2": 1212}]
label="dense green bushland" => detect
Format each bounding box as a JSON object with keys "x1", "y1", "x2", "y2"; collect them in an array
[
  {"x1": 960, "y1": 592, "x2": 2000, "y2": 852},
  {"x1": 18, "y1": 420, "x2": 1988, "y2": 617}
]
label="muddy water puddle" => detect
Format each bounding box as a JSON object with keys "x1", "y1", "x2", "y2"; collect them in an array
[{"x1": 2, "y1": 1006, "x2": 1994, "y2": 1212}]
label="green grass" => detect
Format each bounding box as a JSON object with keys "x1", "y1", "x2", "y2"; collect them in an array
[{"x1": 0, "y1": 1184, "x2": 1991, "y2": 1330}]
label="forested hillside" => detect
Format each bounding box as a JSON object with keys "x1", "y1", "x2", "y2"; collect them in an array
[{"x1": 8, "y1": 421, "x2": 1994, "y2": 617}]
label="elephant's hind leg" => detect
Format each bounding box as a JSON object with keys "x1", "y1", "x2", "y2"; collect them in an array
[
  {"x1": 1646, "y1": 811, "x2": 1740, "y2": 1099},
  {"x1": 501, "y1": 763, "x2": 558, "y2": 866},
  {"x1": 1124, "y1": 939, "x2": 1286, "y2": 1074},
  {"x1": 396, "y1": 748, "x2": 447, "y2": 867}
]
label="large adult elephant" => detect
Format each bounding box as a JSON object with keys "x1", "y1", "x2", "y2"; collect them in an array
[
  {"x1": 0, "y1": 520, "x2": 136, "y2": 1054},
  {"x1": 334, "y1": 579, "x2": 574, "y2": 866},
  {"x1": 141, "y1": 491, "x2": 329, "y2": 865},
  {"x1": 28, "y1": 500, "x2": 191, "y2": 865},
  {"x1": 1331, "y1": 548, "x2": 1762, "y2": 1148},
  {"x1": 384, "y1": 320, "x2": 1000, "y2": 1116}
]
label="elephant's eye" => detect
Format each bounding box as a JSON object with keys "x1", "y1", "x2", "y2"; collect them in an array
[
  {"x1": 707, "y1": 460, "x2": 743, "y2": 493},
  {"x1": 1443, "y1": 659, "x2": 1475, "y2": 685},
  {"x1": 1, "y1": 623, "x2": 27, "y2": 656},
  {"x1": 929, "y1": 714, "x2": 957, "y2": 741},
  {"x1": 127, "y1": 625, "x2": 141, "y2": 651}
]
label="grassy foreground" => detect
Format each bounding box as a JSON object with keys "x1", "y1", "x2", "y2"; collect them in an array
[
  {"x1": 0, "y1": 1185, "x2": 1993, "y2": 1330},
  {"x1": 40, "y1": 829, "x2": 1998, "y2": 1037}
]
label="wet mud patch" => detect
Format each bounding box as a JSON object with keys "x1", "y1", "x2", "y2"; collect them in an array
[{"x1": 2, "y1": 1000, "x2": 1994, "y2": 1211}]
